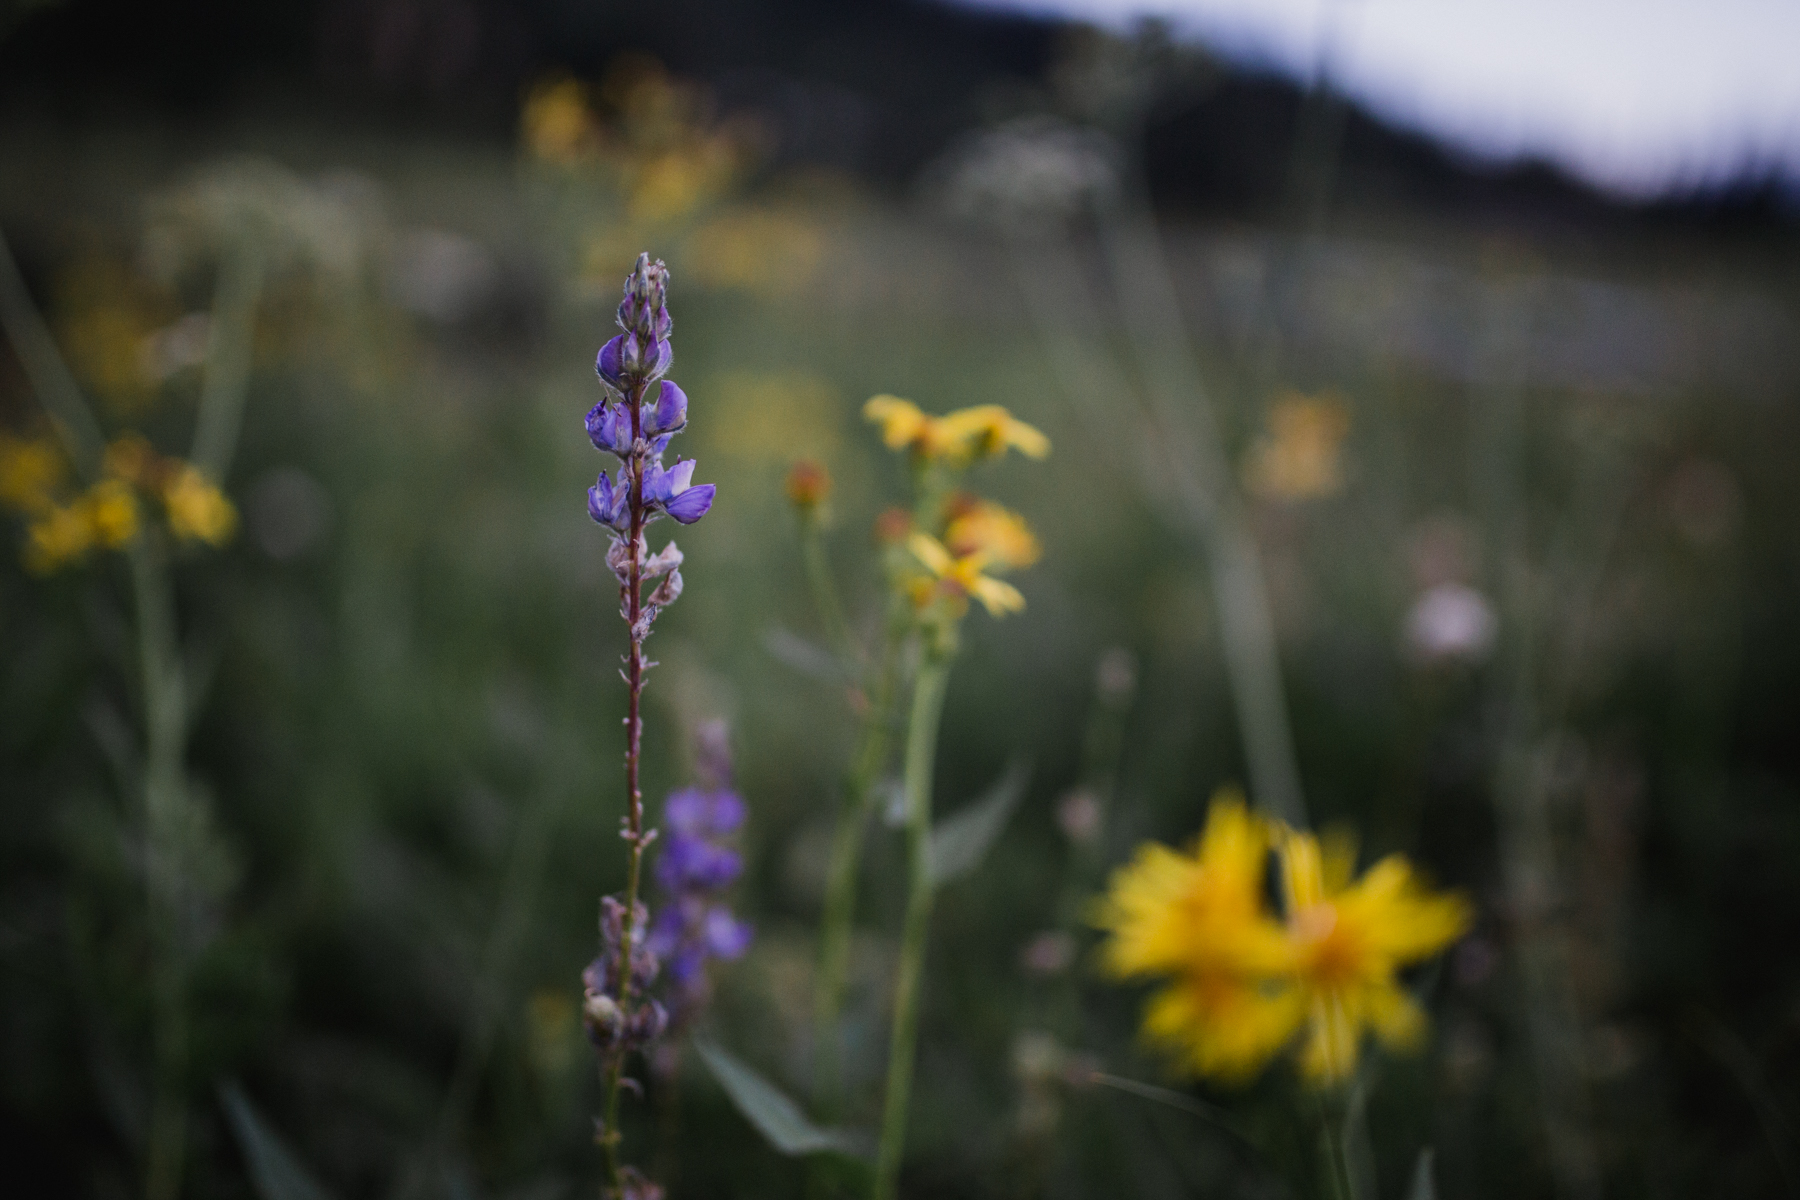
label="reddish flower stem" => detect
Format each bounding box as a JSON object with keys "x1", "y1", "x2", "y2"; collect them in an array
[{"x1": 601, "y1": 377, "x2": 649, "y2": 1197}]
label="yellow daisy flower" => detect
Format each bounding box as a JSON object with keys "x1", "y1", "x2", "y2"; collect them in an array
[
  {"x1": 1276, "y1": 826, "x2": 1473, "y2": 1086},
  {"x1": 937, "y1": 404, "x2": 1050, "y2": 461},
  {"x1": 24, "y1": 502, "x2": 97, "y2": 574},
  {"x1": 83, "y1": 479, "x2": 140, "y2": 549},
  {"x1": 863, "y1": 395, "x2": 958, "y2": 460},
  {"x1": 943, "y1": 498, "x2": 1040, "y2": 569},
  {"x1": 906, "y1": 532, "x2": 1024, "y2": 617},
  {"x1": 162, "y1": 465, "x2": 238, "y2": 547},
  {"x1": 1093, "y1": 792, "x2": 1301, "y2": 1082}
]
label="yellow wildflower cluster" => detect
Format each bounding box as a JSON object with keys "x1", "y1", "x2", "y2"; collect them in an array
[
  {"x1": 0, "y1": 432, "x2": 237, "y2": 574},
  {"x1": 1094, "y1": 791, "x2": 1471, "y2": 1087},
  {"x1": 863, "y1": 396, "x2": 1050, "y2": 466},
  {"x1": 1243, "y1": 392, "x2": 1351, "y2": 501},
  {"x1": 860, "y1": 397, "x2": 1049, "y2": 622},
  {"x1": 905, "y1": 532, "x2": 1025, "y2": 618},
  {"x1": 523, "y1": 59, "x2": 753, "y2": 225}
]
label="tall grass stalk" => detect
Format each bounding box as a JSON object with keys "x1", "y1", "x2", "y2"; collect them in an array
[
  {"x1": 871, "y1": 653, "x2": 952, "y2": 1200},
  {"x1": 130, "y1": 534, "x2": 192, "y2": 1200},
  {"x1": 1003, "y1": 232, "x2": 1305, "y2": 828}
]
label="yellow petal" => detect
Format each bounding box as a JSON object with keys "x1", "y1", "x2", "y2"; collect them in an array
[
  {"x1": 969, "y1": 575, "x2": 1024, "y2": 616},
  {"x1": 906, "y1": 531, "x2": 953, "y2": 575},
  {"x1": 863, "y1": 395, "x2": 927, "y2": 450}
]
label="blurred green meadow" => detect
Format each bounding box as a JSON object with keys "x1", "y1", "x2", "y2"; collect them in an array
[{"x1": 3, "y1": 30, "x2": 1800, "y2": 1200}]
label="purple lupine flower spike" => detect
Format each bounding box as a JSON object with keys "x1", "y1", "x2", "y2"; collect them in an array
[{"x1": 579, "y1": 257, "x2": 722, "y2": 1195}]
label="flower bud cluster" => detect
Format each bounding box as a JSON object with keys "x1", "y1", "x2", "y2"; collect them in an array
[
  {"x1": 858, "y1": 396, "x2": 1049, "y2": 626},
  {"x1": 581, "y1": 897, "x2": 669, "y2": 1055},
  {"x1": 647, "y1": 721, "x2": 753, "y2": 1031},
  {"x1": 585, "y1": 254, "x2": 715, "y2": 636}
]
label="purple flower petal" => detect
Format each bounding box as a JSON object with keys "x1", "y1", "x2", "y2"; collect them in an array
[
  {"x1": 646, "y1": 337, "x2": 673, "y2": 381},
  {"x1": 597, "y1": 335, "x2": 625, "y2": 385},
  {"x1": 703, "y1": 908, "x2": 753, "y2": 959},
  {"x1": 587, "y1": 472, "x2": 616, "y2": 527},
  {"x1": 664, "y1": 788, "x2": 708, "y2": 834},
  {"x1": 594, "y1": 402, "x2": 622, "y2": 449},
  {"x1": 666, "y1": 458, "x2": 696, "y2": 493},
  {"x1": 646, "y1": 381, "x2": 687, "y2": 435},
  {"x1": 664, "y1": 483, "x2": 715, "y2": 525},
  {"x1": 708, "y1": 790, "x2": 746, "y2": 834}
]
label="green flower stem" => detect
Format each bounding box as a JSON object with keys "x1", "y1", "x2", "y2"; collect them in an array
[
  {"x1": 1314, "y1": 1091, "x2": 1370, "y2": 1200},
  {"x1": 129, "y1": 535, "x2": 192, "y2": 1200},
  {"x1": 872, "y1": 654, "x2": 952, "y2": 1200},
  {"x1": 812, "y1": 605, "x2": 904, "y2": 1114},
  {"x1": 799, "y1": 516, "x2": 859, "y2": 672}
]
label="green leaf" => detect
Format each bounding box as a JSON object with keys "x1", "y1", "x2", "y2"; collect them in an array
[
  {"x1": 1407, "y1": 1148, "x2": 1437, "y2": 1200},
  {"x1": 928, "y1": 757, "x2": 1031, "y2": 887},
  {"x1": 219, "y1": 1082, "x2": 336, "y2": 1200},
  {"x1": 693, "y1": 1038, "x2": 870, "y2": 1158}
]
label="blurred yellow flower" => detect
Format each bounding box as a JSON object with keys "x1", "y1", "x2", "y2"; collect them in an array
[
  {"x1": 1276, "y1": 826, "x2": 1472, "y2": 1086},
  {"x1": 7, "y1": 432, "x2": 234, "y2": 570},
  {"x1": 22, "y1": 479, "x2": 139, "y2": 574},
  {"x1": 864, "y1": 395, "x2": 956, "y2": 459},
  {"x1": 0, "y1": 434, "x2": 67, "y2": 515},
  {"x1": 162, "y1": 465, "x2": 238, "y2": 546},
  {"x1": 85, "y1": 479, "x2": 141, "y2": 549},
  {"x1": 864, "y1": 397, "x2": 1050, "y2": 466},
  {"x1": 1093, "y1": 792, "x2": 1301, "y2": 1081},
  {"x1": 521, "y1": 77, "x2": 600, "y2": 164},
  {"x1": 686, "y1": 210, "x2": 824, "y2": 297},
  {"x1": 1243, "y1": 392, "x2": 1350, "y2": 500},
  {"x1": 938, "y1": 404, "x2": 1051, "y2": 462},
  {"x1": 944, "y1": 498, "x2": 1040, "y2": 569},
  {"x1": 628, "y1": 140, "x2": 739, "y2": 222},
  {"x1": 906, "y1": 532, "x2": 1024, "y2": 618},
  {"x1": 1094, "y1": 792, "x2": 1471, "y2": 1088}
]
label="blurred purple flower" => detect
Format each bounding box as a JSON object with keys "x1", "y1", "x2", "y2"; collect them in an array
[{"x1": 647, "y1": 723, "x2": 753, "y2": 1030}]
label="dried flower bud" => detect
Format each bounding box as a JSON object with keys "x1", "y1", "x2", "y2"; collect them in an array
[
  {"x1": 873, "y1": 506, "x2": 912, "y2": 545},
  {"x1": 785, "y1": 460, "x2": 832, "y2": 511}
]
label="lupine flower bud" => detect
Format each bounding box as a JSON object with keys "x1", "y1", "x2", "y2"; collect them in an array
[{"x1": 588, "y1": 471, "x2": 630, "y2": 531}]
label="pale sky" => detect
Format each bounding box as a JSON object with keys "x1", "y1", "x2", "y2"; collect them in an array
[{"x1": 959, "y1": 0, "x2": 1800, "y2": 198}]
